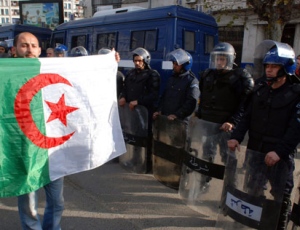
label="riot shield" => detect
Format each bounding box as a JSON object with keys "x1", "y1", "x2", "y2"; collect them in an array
[
  {"x1": 152, "y1": 115, "x2": 187, "y2": 189},
  {"x1": 287, "y1": 150, "x2": 300, "y2": 230},
  {"x1": 178, "y1": 117, "x2": 228, "y2": 222},
  {"x1": 118, "y1": 103, "x2": 149, "y2": 174},
  {"x1": 216, "y1": 149, "x2": 289, "y2": 229}
]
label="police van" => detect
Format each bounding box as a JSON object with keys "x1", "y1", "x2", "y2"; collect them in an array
[
  {"x1": 0, "y1": 24, "x2": 52, "y2": 57},
  {"x1": 51, "y1": 5, "x2": 218, "y2": 92}
]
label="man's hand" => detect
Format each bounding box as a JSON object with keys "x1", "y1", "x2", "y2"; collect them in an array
[
  {"x1": 119, "y1": 97, "x2": 126, "y2": 106},
  {"x1": 227, "y1": 139, "x2": 240, "y2": 152},
  {"x1": 153, "y1": 111, "x2": 161, "y2": 120},
  {"x1": 265, "y1": 151, "x2": 280, "y2": 166},
  {"x1": 129, "y1": 100, "x2": 138, "y2": 110},
  {"x1": 167, "y1": 114, "x2": 177, "y2": 121},
  {"x1": 220, "y1": 122, "x2": 234, "y2": 132}
]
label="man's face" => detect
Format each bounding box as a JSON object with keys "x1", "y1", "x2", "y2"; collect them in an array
[
  {"x1": 215, "y1": 55, "x2": 227, "y2": 70},
  {"x1": 12, "y1": 33, "x2": 41, "y2": 58},
  {"x1": 133, "y1": 55, "x2": 145, "y2": 70},
  {"x1": 0, "y1": 47, "x2": 5, "y2": 54},
  {"x1": 265, "y1": 64, "x2": 282, "y2": 78},
  {"x1": 172, "y1": 61, "x2": 183, "y2": 73},
  {"x1": 46, "y1": 49, "x2": 54, "y2": 57}
]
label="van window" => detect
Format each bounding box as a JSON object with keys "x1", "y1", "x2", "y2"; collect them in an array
[
  {"x1": 131, "y1": 30, "x2": 157, "y2": 51},
  {"x1": 96, "y1": 32, "x2": 117, "y2": 50},
  {"x1": 0, "y1": 37, "x2": 8, "y2": 41},
  {"x1": 52, "y1": 33, "x2": 65, "y2": 47},
  {"x1": 71, "y1": 35, "x2": 86, "y2": 49},
  {"x1": 205, "y1": 34, "x2": 214, "y2": 54},
  {"x1": 184, "y1": 31, "x2": 195, "y2": 51}
]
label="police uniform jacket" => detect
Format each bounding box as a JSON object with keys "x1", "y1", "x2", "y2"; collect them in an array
[
  {"x1": 198, "y1": 68, "x2": 254, "y2": 125},
  {"x1": 158, "y1": 70, "x2": 200, "y2": 120},
  {"x1": 120, "y1": 68, "x2": 160, "y2": 110},
  {"x1": 231, "y1": 78, "x2": 300, "y2": 161}
]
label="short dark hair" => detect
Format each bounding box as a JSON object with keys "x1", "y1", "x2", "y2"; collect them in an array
[
  {"x1": 13, "y1": 32, "x2": 40, "y2": 47},
  {"x1": 297, "y1": 55, "x2": 300, "y2": 60}
]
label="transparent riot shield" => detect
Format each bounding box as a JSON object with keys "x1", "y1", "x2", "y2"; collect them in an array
[
  {"x1": 152, "y1": 115, "x2": 187, "y2": 189},
  {"x1": 287, "y1": 150, "x2": 300, "y2": 230},
  {"x1": 216, "y1": 149, "x2": 289, "y2": 229},
  {"x1": 178, "y1": 118, "x2": 228, "y2": 222},
  {"x1": 118, "y1": 103, "x2": 149, "y2": 174}
]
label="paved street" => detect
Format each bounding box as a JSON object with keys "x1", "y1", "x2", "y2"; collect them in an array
[{"x1": 0, "y1": 160, "x2": 214, "y2": 230}]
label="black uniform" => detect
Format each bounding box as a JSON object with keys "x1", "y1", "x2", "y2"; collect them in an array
[
  {"x1": 120, "y1": 68, "x2": 160, "y2": 111},
  {"x1": 158, "y1": 70, "x2": 199, "y2": 121},
  {"x1": 198, "y1": 68, "x2": 254, "y2": 163},
  {"x1": 120, "y1": 67, "x2": 160, "y2": 170}
]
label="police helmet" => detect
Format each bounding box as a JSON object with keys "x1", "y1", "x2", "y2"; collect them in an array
[
  {"x1": 209, "y1": 42, "x2": 236, "y2": 70},
  {"x1": 98, "y1": 48, "x2": 111, "y2": 55},
  {"x1": 183, "y1": 51, "x2": 193, "y2": 71},
  {"x1": 0, "y1": 41, "x2": 8, "y2": 53},
  {"x1": 70, "y1": 46, "x2": 88, "y2": 57},
  {"x1": 263, "y1": 45, "x2": 296, "y2": 76},
  {"x1": 166, "y1": 48, "x2": 192, "y2": 71},
  {"x1": 54, "y1": 44, "x2": 68, "y2": 57},
  {"x1": 132, "y1": 47, "x2": 151, "y2": 66}
]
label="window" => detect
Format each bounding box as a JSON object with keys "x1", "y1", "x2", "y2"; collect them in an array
[
  {"x1": 130, "y1": 30, "x2": 157, "y2": 51},
  {"x1": 205, "y1": 34, "x2": 214, "y2": 54},
  {"x1": 5, "y1": 9, "x2": 8, "y2": 15},
  {"x1": 96, "y1": 32, "x2": 117, "y2": 50},
  {"x1": 184, "y1": 30, "x2": 195, "y2": 51},
  {"x1": 71, "y1": 35, "x2": 86, "y2": 49}
]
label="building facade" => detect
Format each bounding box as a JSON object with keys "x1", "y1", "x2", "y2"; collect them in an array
[{"x1": 0, "y1": 0, "x2": 84, "y2": 25}]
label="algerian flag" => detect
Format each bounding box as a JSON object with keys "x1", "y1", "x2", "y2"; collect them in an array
[{"x1": 0, "y1": 52, "x2": 126, "y2": 197}]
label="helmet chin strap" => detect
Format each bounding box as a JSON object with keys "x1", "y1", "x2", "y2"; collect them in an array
[{"x1": 266, "y1": 68, "x2": 285, "y2": 85}]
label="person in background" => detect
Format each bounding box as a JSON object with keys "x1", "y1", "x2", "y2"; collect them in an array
[
  {"x1": 46, "y1": 47, "x2": 55, "y2": 57},
  {"x1": 119, "y1": 47, "x2": 160, "y2": 171},
  {"x1": 12, "y1": 32, "x2": 64, "y2": 230},
  {"x1": 196, "y1": 42, "x2": 254, "y2": 191},
  {"x1": 0, "y1": 41, "x2": 9, "y2": 58},
  {"x1": 54, "y1": 44, "x2": 68, "y2": 57},
  {"x1": 228, "y1": 42, "x2": 300, "y2": 230},
  {"x1": 153, "y1": 48, "x2": 199, "y2": 122},
  {"x1": 70, "y1": 46, "x2": 88, "y2": 57}
]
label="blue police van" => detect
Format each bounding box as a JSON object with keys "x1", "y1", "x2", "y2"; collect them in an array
[
  {"x1": 0, "y1": 24, "x2": 52, "y2": 57},
  {"x1": 51, "y1": 5, "x2": 218, "y2": 92}
]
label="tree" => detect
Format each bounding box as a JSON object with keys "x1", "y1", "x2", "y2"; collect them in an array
[{"x1": 246, "y1": 0, "x2": 295, "y2": 41}]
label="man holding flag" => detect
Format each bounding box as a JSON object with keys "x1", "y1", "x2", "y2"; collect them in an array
[{"x1": 1, "y1": 32, "x2": 125, "y2": 229}]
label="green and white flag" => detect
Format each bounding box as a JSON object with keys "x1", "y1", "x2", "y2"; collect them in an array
[{"x1": 0, "y1": 52, "x2": 126, "y2": 197}]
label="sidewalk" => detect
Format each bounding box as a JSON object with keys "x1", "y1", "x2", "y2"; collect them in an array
[{"x1": 0, "y1": 161, "x2": 212, "y2": 230}]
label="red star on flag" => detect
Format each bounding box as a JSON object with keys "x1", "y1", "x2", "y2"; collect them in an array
[{"x1": 45, "y1": 94, "x2": 79, "y2": 126}]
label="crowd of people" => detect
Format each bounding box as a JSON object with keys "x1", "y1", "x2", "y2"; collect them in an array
[{"x1": 2, "y1": 31, "x2": 300, "y2": 230}]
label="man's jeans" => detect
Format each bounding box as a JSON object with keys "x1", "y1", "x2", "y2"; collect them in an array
[{"x1": 18, "y1": 178, "x2": 64, "y2": 230}]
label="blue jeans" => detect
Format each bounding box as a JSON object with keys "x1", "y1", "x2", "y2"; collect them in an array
[{"x1": 18, "y1": 178, "x2": 64, "y2": 230}]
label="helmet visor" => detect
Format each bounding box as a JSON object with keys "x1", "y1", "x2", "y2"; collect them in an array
[
  {"x1": 166, "y1": 48, "x2": 189, "y2": 66},
  {"x1": 209, "y1": 51, "x2": 234, "y2": 70}
]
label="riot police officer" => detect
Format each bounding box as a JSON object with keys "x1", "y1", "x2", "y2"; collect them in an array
[
  {"x1": 119, "y1": 47, "x2": 160, "y2": 172},
  {"x1": 70, "y1": 46, "x2": 88, "y2": 57},
  {"x1": 228, "y1": 41, "x2": 300, "y2": 229},
  {"x1": 119, "y1": 47, "x2": 160, "y2": 111},
  {"x1": 153, "y1": 48, "x2": 199, "y2": 122},
  {"x1": 196, "y1": 42, "x2": 254, "y2": 191},
  {"x1": 54, "y1": 44, "x2": 68, "y2": 57}
]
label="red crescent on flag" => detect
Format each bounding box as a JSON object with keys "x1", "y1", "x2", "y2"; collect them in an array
[{"x1": 14, "y1": 73, "x2": 75, "y2": 149}]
